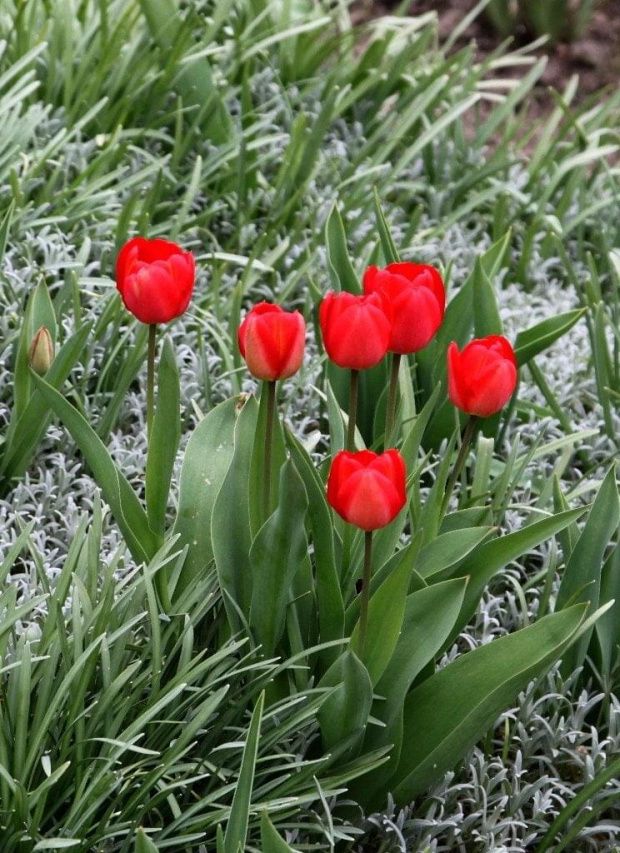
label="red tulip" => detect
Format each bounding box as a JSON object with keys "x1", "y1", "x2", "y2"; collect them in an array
[
  {"x1": 327, "y1": 449, "x2": 407, "y2": 531},
  {"x1": 238, "y1": 302, "x2": 306, "y2": 382},
  {"x1": 363, "y1": 262, "x2": 445, "y2": 354},
  {"x1": 116, "y1": 237, "x2": 195, "y2": 325},
  {"x1": 319, "y1": 291, "x2": 391, "y2": 370},
  {"x1": 447, "y1": 335, "x2": 517, "y2": 418}
]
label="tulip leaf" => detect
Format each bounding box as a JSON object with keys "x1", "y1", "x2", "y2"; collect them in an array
[
  {"x1": 135, "y1": 829, "x2": 159, "y2": 853},
  {"x1": 354, "y1": 577, "x2": 468, "y2": 806},
  {"x1": 452, "y1": 506, "x2": 586, "y2": 638},
  {"x1": 1, "y1": 323, "x2": 92, "y2": 488},
  {"x1": 287, "y1": 433, "x2": 344, "y2": 665},
  {"x1": 473, "y1": 256, "x2": 503, "y2": 338},
  {"x1": 224, "y1": 692, "x2": 264, "y2": 853},
  {"x1": 146, "y1": 336, "x2": 180, "y2": 538},
  {"x1": 260, "y1": 812, "x2": 297, "y2": 853},
  {"x1": 173, "y1": 397, "x2": 239, "y2": 592},
  {"x1": 318, "y1": 651, "x2": 373, "y2": 758},
  {"x1": 595, "y1": 545, "x2": 620, "y2": 682},
  {"x1": 391, "y1": 603, "x2": 588, "y2": 803},
  {"x1": 416, "y1": 526, "x2": 495, "y2": 580},
  {"x1": 13, "y1": 279, "x2": 57, "y2": 424},
  {"x1": 249, "y1": 459, "x2": 309, "y2": 656},
  {"x1": 514, "y1": 308, "x2": 586, "y2": 367},
  {"x1": 325, "y1": 202, "x2": 360, "y2": 293},
  {"x1": 212, "y1": 396, "x2": 258, "y2": 628},
  {"x1": 556, "y1": 464, "x2": 619, "y2": 675},
  {"x1": 350, "y1": 543, "x2": 413, "y2": 685},
  {"x1": 373, "y1": 188, "x2": 400, "y2": 265},
  {"x1": 30, "y1": 373, "x2": 159, "y2": 566}
]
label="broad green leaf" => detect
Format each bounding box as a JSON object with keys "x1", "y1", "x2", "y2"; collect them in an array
[
  {"x1": 373, "y1": 188, "x2": 399, "y2": 264},
  {"x1": 514, "y1": 308, "x2": 586, "y2": 366},
  {"x1": 454, "y1": 507, "x2": 586, "y2": 633},
  {"x1": 595, "y1": 545, "x2": 620, "y2": 681},
  {"x1": 287, "y1": 434, "x2": 344, "y2": 664},
  {"x1": 325, "y1": 202, "x2": 359, "y2": 293},
  {"x1": 318, "y1": 651, "x2": 372, "y2": 758},
  {"x1": 212, "y1": 396, "x2": 258, "y2": 627},
  {"x1": 135, "y1": 829, "x2": 159, "y2": 853},
  {"x1": 473, "y1": 256, "x2": 502, "y2": 338},
  {"x1": 355, "y1": 577, "x2": 468, "y2": 806},
  {"x1": 31, "y1": 374, "x2": 158, "y2": 565},
  {"x1": 249, "y1": 382, "x2": 287, "y2": 535},
  {"x1": 146, "y1": 337, "x2": 180, "y2": 537},
  {"x1": 350, "y1": 543, "x2": 412, "y2": 685},
  {"x1": 13, "y1": 280, "x2": 57, "y2": 424},
  {"x1": 173, "y1": 397, "x2": 239, "y2": 592},
  {"x1": 224, "y1": 693, "x2": 264, "y2": 853},
  {"x1": 249, "y1": 459, "x2": 308, "y2": 656},
  {"x1": 392, "y1": 604, "x2": 588, "y2": 802},
  {"x1": 260, "y1": 812, "x2": 297, "y2": 853},
  {"x1": 557, "y1": 465, "x2": 619, "y2": 675},
  {"x1": 416, "y1": 526, "x2": 495, "y2": 580}
]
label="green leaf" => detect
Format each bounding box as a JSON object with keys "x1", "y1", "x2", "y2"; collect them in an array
[
  {"x1": 453, "y1": 507, "x2": 586, "y2": 634},
  {"x1": 135, "y1": 828, "x2": 159, "y2": 853},
  {"x1": 146, "y1": 337, "x2": 180, "y2": 537},
  {"x1": 249, "y1": 459, "x2": 309, "y2": 656},
  {"x1": 473, "y1": 256, "x2": 502, "y2": 338},
  {"x1": 1, "y1": 323, "x2": 92, "y2": 487},
  {"x1": 557, "y1": 465, "x2": 619, "y2": 675},
  {"x1": 325, "y1": 202, "x2": 359, "y2": 293},
  {"x1": 373, "y1": 188, "x2": 399, "y2": 264},
  {"x1": 416, "y1": 526, "x2": 495, "y2": 581},
  {"x1": 595, "y1": 545, "x2": 620, "y2": 681},
  {"x1": 514, "y1": 308, "x2": 586, "y2": 366},
  {"x1": 260, "y1": 813, "x2": 297, "y2": 853},
  {"x1": 212, "y1": 396, "x2": 258, "y2": 627},
  {"x1": 355, "y1": 577, "x2": 468, "y2": 806},
  {"x1": 31, "y1": 373, "x2": 158, "y2": 565},
  {"x1": 392, "y1": 604, "x2": 588, "y2": 802},
  {"x1": 173, "y1": 397, "x2": 239, "y2": 593},
  {"x1": 350, "y1": 544, "x2": 412, "y2": 685},
  {"x1": 318, "y1": 651, "x2": 373, "y2": 758},
  {"x1": 249, "y1": 382, "x2": 287, "y2": 535},
  {"x1": 13, "y1": 279, "x2": 57, "y2": 423},
  {"x1": 224, "y1": 693, "x2": 264, "y2": 853},
  {"x1": 287, "y1": 433, "x2": 344, "y2": 664}
]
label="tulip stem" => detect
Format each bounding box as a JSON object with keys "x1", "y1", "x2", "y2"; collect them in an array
[
  {"x1": 441, "y1": 416, "x2": 478, "y2": 517},
  {"x1": 263, "y1": 379, "x2": 277, "y2": 522},
  {"x1": 146, "y1": 323, "x2": 157, "y2": 439},
  {"x1": 347, "y1": 369, "x2": 359, "y2": 451},
  {"x1": 385, "y1": 353, "x2": 401, "y2": 446},
  {"x1": 358, "y1": 530, "x2": 373, "y2": 659}
]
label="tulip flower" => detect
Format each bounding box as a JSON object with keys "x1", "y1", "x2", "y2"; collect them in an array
[
  {"x1": 115, "y1": 236, "x2": 196, "y2": 437},
  {"x1": 364, "y1": 262, "x2": 445, "y2": 442},
  {"x1": 238, "y1": 302, "x2": 305, "y2": 382},
  {"x1": 447, "y1": 335, "x2": 517, "y2": 418},
  {"x1": 442, "y1": 335, "x2": 518, "y2": 516},
  {"x1": 238, "y1": 302, "x2": 306, "y2": 521},
  {"x1": 319, "y1": 291, "x2": 391, "y2": 450},
  {"x1": 28, "y1": 326, "x2": 54, "y2": 375},
  {"x1": 327, "y1": 449, "x2": 407, "y2": 656}
]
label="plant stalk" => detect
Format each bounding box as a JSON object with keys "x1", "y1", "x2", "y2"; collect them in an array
[
  {"x1": 347, "y1": 369, "x2": 359, "y2": 451},
  {"x1": 441, "y1": 416, "x2": 478, "y2": 517},
  {"x1": 358, "y1": 530, "x2": 373, "y2": 659},
  {"x1": 263, "y1": 380, "x2": 277, "y2": 522},
  {"x1": 385, "y1": 352, "x2": 401, "y2": 445},
  {"x1": 147, "y1": 323, "x2": 157, "y2": 439}
]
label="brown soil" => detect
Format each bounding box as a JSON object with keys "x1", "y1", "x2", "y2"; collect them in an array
[{"x1": 353, "y1": 0, "x2": 620, "y2": 111}]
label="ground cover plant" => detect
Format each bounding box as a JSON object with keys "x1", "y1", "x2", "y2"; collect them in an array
[{"x1": 1, "y1": 0, "x2": 620, "y2": 850}]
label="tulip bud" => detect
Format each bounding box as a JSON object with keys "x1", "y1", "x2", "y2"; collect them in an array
[
  {"x1": 447, "y1": 335, "x2": 518, "y2": 418},
  {"x1": 28, "y1": 326, "x2": 54, "y2": 375},
  {"x1": 327, "y1": 449, "x2": 407, "y2": 530},
  {"x1": 115, "y1": 236, "x2": 196, "y2": 325},
  {"x1": 363, "y1": 262, "x2": 445, "y2": 354}
]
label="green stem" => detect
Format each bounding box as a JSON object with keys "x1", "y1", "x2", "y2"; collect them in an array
[
  {"x1": 441, "y1": 416, "x2": 478, "y2": 517},
  {"x1": 385, "y1": 353, "x2": 401, "y2": 446},
  {"x1": 358, "y1": 530, "x2": 373, "y2": 659},
  {"x1": 147, "y1": 323, "x2": 157, "y2": 439},
  {"x1": 347, "y1": 369, "x2": 359, "y2": 451},
  {"x1": 263, "y1": 380, "x2": 277, "y2": 522}
]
